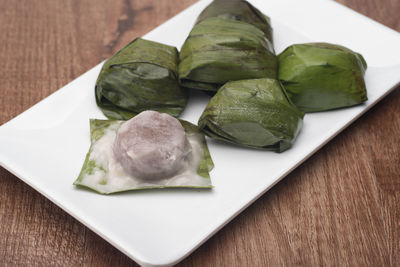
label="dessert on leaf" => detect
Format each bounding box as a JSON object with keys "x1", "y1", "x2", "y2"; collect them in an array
[{"x1": 74, "y1": 111, "x2": 214, "y2": 194}]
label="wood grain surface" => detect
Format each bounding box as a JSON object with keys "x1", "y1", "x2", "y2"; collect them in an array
[{"x1": 0, "y1": 0, "x2": 399, "y2": 266}]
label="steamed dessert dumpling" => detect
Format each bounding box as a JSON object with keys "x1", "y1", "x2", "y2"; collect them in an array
[
  {"x1": 178, "y1": 0, "x2": 277, "y2": 93},
  {"x1": 198, "y1": 78, "x2": 304, "y2": 152},
  {"x1": 113, "y1": 111, "x2": 191, "y2": 180},
  {"x1": 74, "y1": 111, "x2": 214, "y2": 194},
  {"x1": 95, "y1": 38, "x2": 188, "y2": 120},
  {"x1": 278, "y1": 43, "x2": 368, "y2": 112}
]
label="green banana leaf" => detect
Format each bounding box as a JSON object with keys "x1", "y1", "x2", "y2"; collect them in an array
[
  {"x1": 196, "y1": 0, "x2": 273, "y2": 43},
  {"x1": 278, "y1": 43, "x2": 368, "y2": 112},
  {"x1": 95, "y1": 38, "x2": 188, "y2": 120},
  {"x1": 198, "y1": 78, "x2": 304, "y2": 152},
  {"x1": 179, "y1": 17, "x2": 277, "y2": 92},
  {"x1": 74, "y1": 118, "x2": 214, "y2": 194}
]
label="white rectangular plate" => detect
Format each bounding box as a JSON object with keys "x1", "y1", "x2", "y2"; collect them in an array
[{"x1": 1, "y1": 0, "x2": 400, "y2": 266}]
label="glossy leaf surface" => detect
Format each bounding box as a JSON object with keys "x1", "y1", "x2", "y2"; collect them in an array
[
  {"x1": 196, "y1": 0, "x2": 273, "y2": 42},
  {"x1": 95, "y1": 38, "x2": 188, "y2": 120},
  {"x1": 278, "y1": 43, "x2": 368, "y2": 112},
  {"x1": 179, "y1": 17, "x2": 277, "y2": 92},
  {"x1": 198, "y1": 78, "x2": 304, "y2": 152}
]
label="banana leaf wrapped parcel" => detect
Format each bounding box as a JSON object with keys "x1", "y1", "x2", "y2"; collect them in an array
[
  {"x1": 278, "y1": 43, "x2": 368, "y2": 112},
  {"x1": 196, "y1": 0, "x2": 273, "y2": 43},
  {"x1": 179, "y1": 17, "x2": 277, "y2": 92},
  {"x1": 95, "y1": 38, "x2": 188, "y2": 120},
  {"x1": 198, "y1": 78, "x2": 304, "y2": 152}
]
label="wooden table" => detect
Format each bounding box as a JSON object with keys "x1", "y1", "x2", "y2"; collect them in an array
[{"x1": 0, "y1": 0, "x2": 399, "y2": 266}]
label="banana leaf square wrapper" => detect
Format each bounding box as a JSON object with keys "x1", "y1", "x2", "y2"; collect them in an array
[
  {"x1": 278, "y1": 43, "x2": 368, "y2": 112},
  {"x1": 74, "y1": 119, "x2": 214, "y2": 194},
  {"x1": 196, "y1": 0, "x2": 273, "y2": 43},
  {"x1": 179, "y1": 17, "x2": 277, "y2": 92},
  {"x1": 198, "y1": 78, "x2": 304, "y2": 152},
  {"x1": 95, "y1": 38, "x2": 188, "y2": 120}
]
